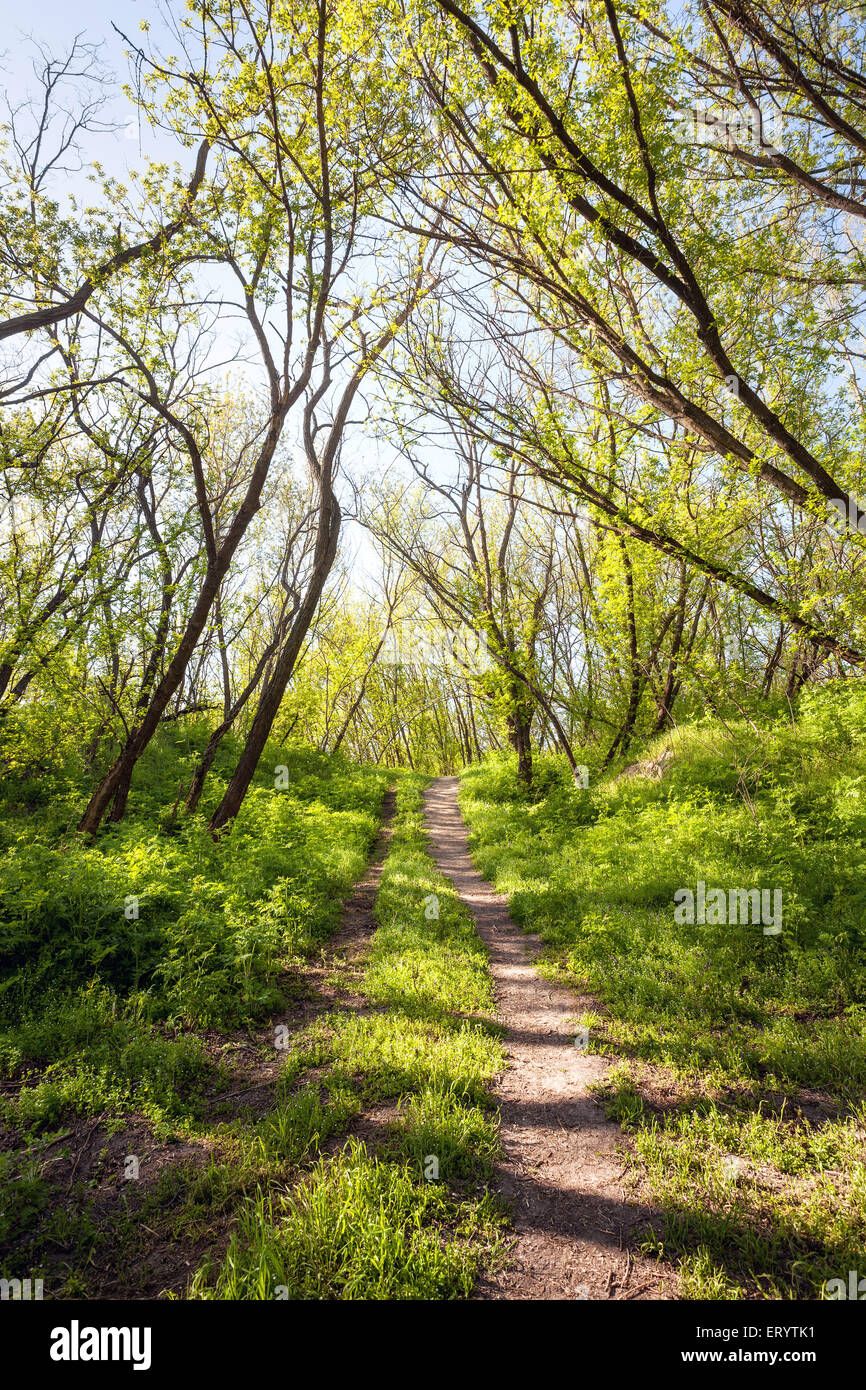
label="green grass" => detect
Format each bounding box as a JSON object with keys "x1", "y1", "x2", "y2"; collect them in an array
[
  {"x1": 187, "y1": 774, "x2": 507, "y2": 1300},
  {"x1": 0, "y1": 730, "x2": 388, "y2": 1029},
  {"x1": 11, "y1": 683, "x2": 862, "y2": 1301},
  {"x1": 458, "y1": 680, "x2": 866, "y2": 1300},
  {"x1": 0, "y1": 770, "x2": 506, "y2": 1299},
  {"x1": 187, "y1": 1144, "x2": 496, "y2": 1301},
  {"x1": 0, "y1": 734, "x2": 391, "y2": 1295}
]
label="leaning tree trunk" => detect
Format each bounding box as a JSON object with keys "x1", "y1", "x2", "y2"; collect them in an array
[
  {"x1": 208, "y1": 497, "x2": 341, "y2": 834},
  {"x1": 185, "y1": 623, "x2": 287, "y2": 812},
  {"x1": 786, "y1": 640, "x2": 827, "y2": 700},
  {"x1": 652, "y1": 587, "x2": 687, "y2": 736},
  {"x1": 603, "y1": 537, "x2": 642, "y2": 769},
  {"x1": 330, "y1": 631, "x2": 387, "y2": 755},
  {"x1": 185, "y1": 726, "x2": 225, "y2": 813},
  {"x1": 77, "y1": 408, "x2": 291, "y2": 836},
  {"x1": 78, "y1": 566, "x2": 223, "y2": 834},
  {"x1": 107, "y1": 507, "x2": 175, "y2": 823},
  {"x1": 762, "y1": 624, "x2": 787, "y2": 698}
]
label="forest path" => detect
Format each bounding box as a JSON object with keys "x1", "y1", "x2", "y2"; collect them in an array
[
  {"x1": 205, "y1": 788, "x2": 397, "y2": 1123},
  {"x1": 423, "y1": 776, "x2": 673, "y2": 1301}
]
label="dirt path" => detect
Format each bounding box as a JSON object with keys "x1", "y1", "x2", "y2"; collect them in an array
[
  {"x1": 209, "y1": 787, "x2": 398, "y2": 1115},
  {"x1": 73, "y1": 789, "x2": 400, "y2": 1299},
  {"x1": 423, "y1": 777, "x2": 673, "y2": 1301},
  {"x1": 298, "y1": 784, "x2": 397, "y2": 1010}
]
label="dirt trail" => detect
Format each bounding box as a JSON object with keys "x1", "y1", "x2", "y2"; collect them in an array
[
  {"x1": 58, "y1": 790, "x2": 400, "y2": 1299},
  {"x1": 423, "y1": 777, "x2": 673, "y2": 1301},
  {"x1": 210, "y1": 787, "x2": 398, "y2": 1115},
  {"x1": 299, "y1": 784, "x2": 397, "y2": 1007}
]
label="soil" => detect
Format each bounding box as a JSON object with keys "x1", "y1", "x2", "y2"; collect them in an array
[
  {"x1": 423, "y1": 776, "x2": 676, "y2": 1301},
  {"x1": 0, "y1": 789, "x2": 399, "y2": 1300}
]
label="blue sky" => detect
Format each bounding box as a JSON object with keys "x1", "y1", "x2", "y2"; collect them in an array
[
  {"x1": 0, "y1": 0, "x2": 433, "y2": 599},
  {"x1": 1, "y1": 0, "x2": 183, "y2": 180}
]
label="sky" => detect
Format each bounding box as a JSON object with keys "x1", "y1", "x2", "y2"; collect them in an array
[
  {"x1": 1, "y1": 0, "x2": 172, "y2": 169},
  {"x1": 0, "y1": 0, "x2": 397, "y2": 596}
]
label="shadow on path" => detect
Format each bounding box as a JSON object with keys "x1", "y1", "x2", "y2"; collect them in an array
[{"x1": 423, "y1": 776, "x2": 675, "y2": 1301}]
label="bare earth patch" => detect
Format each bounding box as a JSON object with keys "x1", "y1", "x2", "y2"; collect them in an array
[
  {"x1": 423, "y1": 776, "x2": 676, "y2": 1301},
  {"x1": 0, "y1": 790, "x2": 399, "y2": 1300},
  {"x1": 200, "y1": 786, "x2": 399, "y2": 1122}
]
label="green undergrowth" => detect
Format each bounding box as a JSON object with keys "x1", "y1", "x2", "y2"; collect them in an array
[
  {"x1": 0, "y1": 731, "x2": 388, "y2": 1029},
  {"x1": 458, "y1": 681, "x2": 866, "y2": 1299},
  {"x1": 0, "y1": 736, "x2": 390, "y2": 1294},
  {"x1": 188, "y1": 774, "x2": 507, "y2": 1300}
]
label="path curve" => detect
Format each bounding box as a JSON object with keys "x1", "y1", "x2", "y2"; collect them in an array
[{"x1": 423, "y1": 777, "x2": 672, "y2": 1301}]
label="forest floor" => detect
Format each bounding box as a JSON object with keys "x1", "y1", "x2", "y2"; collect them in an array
[
  {"x1": 424, "y1": 777, "x2": 673, "y2": 1300},
  {"x1": 5, "y1": 707, "x2": 864, "y2": 1300},
  {"x1": 0, "y1": 778, "x2": 403, "y2": 1299},
  {"x1": 2, "y1": 766, "x2": 513, "y2": 1299}
]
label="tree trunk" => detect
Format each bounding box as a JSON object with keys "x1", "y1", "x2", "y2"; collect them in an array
[
  {"x1": 185, "y1": 725, "x2": 225, "y2": 813},
  {"x1": 208, "y1": 498, "x2": 341, "y2": 833},
  {"x1": 507, "y1": 694, "x2": 534, "y2": 788},
  {"x1": 762, "y1": 624, "x2": 786, "y2": 698},
  {"x1": 77, "y1": 407, "x2": 292, "y2": 836},
  {"x1": 185, "y1": 621, "x2": 289, "y2": 812},
  {"x1": 652, "y1": 584, "x2": 688, "y2": 735},
  {"x1": 330, "y1": 632, "x2": 387, "y2": 754},
  {"x1": 603, "y1": 537, "x2": 641, "y2": 768}
]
